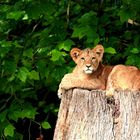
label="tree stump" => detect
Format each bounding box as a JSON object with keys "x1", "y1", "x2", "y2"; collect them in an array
[
  {"x1": 114, "y1": 90, "x2": 140, "y2": 140},
  {"x1": 53, "y1": 89, "x2": 140, "y2": 140}
]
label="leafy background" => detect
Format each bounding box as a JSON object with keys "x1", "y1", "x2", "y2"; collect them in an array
[{"x1": 0, "y1": 0, "x2": 140, "y2": 139}]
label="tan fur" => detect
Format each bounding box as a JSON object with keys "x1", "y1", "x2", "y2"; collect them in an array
[
  {"x1": 58, "y1": 45, "x2": 113, "y2": 98},
  {"x1": 106, "y1": 65, "x2": 140, "y2": 96}
]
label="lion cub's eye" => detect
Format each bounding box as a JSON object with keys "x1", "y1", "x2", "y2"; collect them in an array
[
  {"x1": 81, "y1": 57, "x2": 85, "y2": 61},
  {"x1": 92, "y1": 57, "x2": 95, "y2": 60}
]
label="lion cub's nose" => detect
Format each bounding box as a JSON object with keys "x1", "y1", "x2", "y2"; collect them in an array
[{"x1": 86, "y1": 64, "x2": 91, "y2": 68}]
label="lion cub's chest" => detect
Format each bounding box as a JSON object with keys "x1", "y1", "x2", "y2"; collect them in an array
[{"x1": 71, "y1": 72, "x2": 106, "y2": 90}]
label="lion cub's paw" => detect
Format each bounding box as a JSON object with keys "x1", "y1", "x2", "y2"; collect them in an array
[
  {"x1": 106, "y1": 89, "x2": 114, "y2": 97},
  {"x1": 57, "y1": 88, "x2": 65, "y2": 99}
]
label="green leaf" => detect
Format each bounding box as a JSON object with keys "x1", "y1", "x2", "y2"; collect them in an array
[
  {"x1": 6, "y1": 11, "x2": 24, "y2": 20},
  {"x1": 72, "y1": 26, "x2": 83, "y2": 38},
  {"x1": 72, "y1": 26, "x2": 97, "y2": 41},
  {"x1": 94, "y1": 37, "x2": 100, "y2": 45},
  {"x1": 118, "y1": 7, "x2": 133, "y2": 23},
  {"x1": 22, "y1": 59, "x2": 32, "y2": 69},
  {"x1": 8, "y1": 110, "x2": 22, "y2": 122},
  {"x1": 78, "y1": 11, "x2": 97, "y2": 25},
  {"x1": 21, "y1": 108, "x2": 37, "y2": 119},
  {"x1": 125, "y1": 55, "x2": 140, "y2": 67},
  {"x1": 18, "y1": 67, "x2": 29, "y2": 82},
  {"x1": 23, "y1": 48, "x2": 33, "y2": 58},
  {"x1": 0, "y1": 47, "x2": 9, "y2": 58},
  {"x1": 4, "y1": 124, "x2": 15, "y2": 137},
  {"x1": 0, "y1": 110, "x2": 7, "y2": 122},
  {"x1": 51, "y1": 49, "x2": 66, "y2": 62},
  {"x1": 130, "y1": 48, "x2": 139, "y2": 54},
  {"x1": 105, "y1": 47, "x2": 116, "y2": 54},
  {"x1": 26, "y1": 3, "x2": 42, "y2": 19},
  {"x1": 4, "y1": 60, "x2": 17, "y2": 74},
  {"x1": 58, "y1": 39, "x2": 75, "y2": 51},
  {"x1": 29, "y1": 70, "x2": 39, "y2": 80},
  {"x1": 37, "y1": 60, "x2": 46, "y2": 75},
  {"x1": 41, "y1": 121, "x2": 51, "y2": 129},
  {"x1": 51, "y1": 50, "x2": 61, "y2": 61}
]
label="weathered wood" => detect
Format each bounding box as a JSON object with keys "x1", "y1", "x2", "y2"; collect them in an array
[
  {"x1": 54, "y1": 89, "x2": 114, "y2": 140},
  {"x1": 54, "y1": 89, "x2": 140, "y2": 140},
  {"x1": 114, "y1": 90, "x2": 140, "y2": 140}
]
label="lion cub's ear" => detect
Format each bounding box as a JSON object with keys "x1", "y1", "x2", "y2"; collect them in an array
[
  {"x1": 93, "y1": 45, "x2": 104, "y2": 61},
  {"x1": 70, "y1": 48, "x2": 82, "y2": 63}
]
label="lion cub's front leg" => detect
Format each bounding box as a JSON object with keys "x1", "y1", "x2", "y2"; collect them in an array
[
  {"x1": 58, "y1": 73, "x2": 76, "y2": 98},
  {"x1": 58, "y1": 73, "x2": 105, "y2": 98}
]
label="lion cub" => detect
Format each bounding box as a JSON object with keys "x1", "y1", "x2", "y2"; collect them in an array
[
  {"x1": 58, "y1": 45, "x2": 113, "y2": 98},
  {"x1": 58, "y1": 44, "x2": 140, "y2": 98}
]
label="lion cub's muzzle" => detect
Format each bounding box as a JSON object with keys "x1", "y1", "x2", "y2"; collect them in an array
[{"x1": 84, "y1": 64, "x2": 94, "y2": 74}]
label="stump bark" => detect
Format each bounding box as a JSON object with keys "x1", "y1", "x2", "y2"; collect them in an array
[{"x1": 53, "y1": 89, "x2": 140, "y2": 140}]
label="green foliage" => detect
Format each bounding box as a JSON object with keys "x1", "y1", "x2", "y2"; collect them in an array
[
  {"x1": 41, "y1": 121, "x2": 51, "y2": 129},
  {"x1": 4, "y1": 124, "x2": 15, "y2": 137},
  {"x1": 0, "y1": 0, "x2": 140, "y2": 139}
]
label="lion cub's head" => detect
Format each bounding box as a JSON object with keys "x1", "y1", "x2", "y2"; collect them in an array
[{"x1": 70, "y1": 45, "x2": 104, "y2": 74}]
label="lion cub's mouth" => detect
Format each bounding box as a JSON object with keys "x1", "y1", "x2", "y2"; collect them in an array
[{"x1": 84, "y1": 67, "x2": 94, "y2": 74}]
